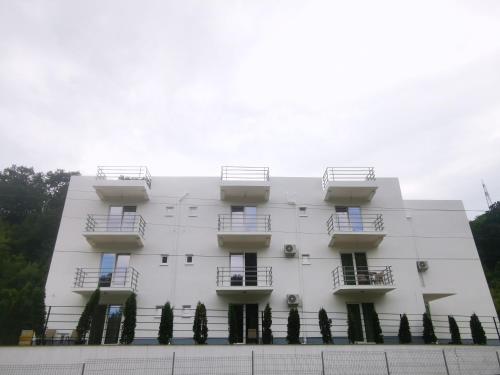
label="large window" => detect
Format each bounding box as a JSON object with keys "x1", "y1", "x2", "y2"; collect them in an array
[
  {"x1": 99, "y1": 253, "x2": 130, "y2": 287},
  {"x1": 107, "y1": 206, "x2": 137, "y2": 231},
  {"x1": 336, "y1": 206, "x2": 363, "y2": 232}
]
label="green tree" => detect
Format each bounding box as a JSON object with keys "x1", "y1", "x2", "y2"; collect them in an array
[
  {"x1": 371, "y1": 309, "x2": 384, "y2": 344},
  {"x1": 318, "y1": 308, "x2": 333, "y2": 344},
  {"x1": 120, "y1": 293, "x2": 137, "y2": 344},
  {"x1": 158, "y1": 302, "x2": 174, "y2": 344},
  {"x1": 398, "y1": 314, "x2": 412, "y2": 344},
  {"x1": 422, "y1": 313, "x2": 437, "y2": 344},
  {"x1": 192, "y1": 302, "x2": 208, "y2": 344},
  {"x1": 262, "y1": 303, "x2": 273, "y2": 344},
  {"x1": 286, "y1": 308, "x2": 301, "y2": 344},
  {"x1": 75, "y1": 289, "x2": 100, "y2": 345},
  {"x1": 347, "y1": 309, "x2": 356, "y2": 344},
  {"x1": 228, "y1": 304, "x2": 240, "y2": 344},
  {"x1": 470, "y1": 313, "x2": 487, "y2": 345},
  {"x1": 448, "y1": 316, "x2": 462, "y2": 345}
]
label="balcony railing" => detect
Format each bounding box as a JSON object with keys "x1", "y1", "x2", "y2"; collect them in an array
[
  {"x1": 96, "y1": 166, "x2": 152, "y2": 188},
  {"x1": 216, "y1": 267, "x2": 273, "y2": 287},
  {"x1": 218, "y1": 214, "x2": 271, "y2": 232},
  {"x1": 221, "y1": 166, "x2": 270, "y2": 182},
  {"x1": 85, "y1": 214, "x2": 146, "y2": 237},
  {"x1": 332, "y1": 266, "x2": 394, "y2": 288},
  {"x1": 327, "y1": 213, "x2": 384, "y2": 235},
  {"x1": 73, "y1": 267, "x2": 139, "y2": 292},
  {"x1": 322, "y1": 167, "x2": 375, "y2": 189}
]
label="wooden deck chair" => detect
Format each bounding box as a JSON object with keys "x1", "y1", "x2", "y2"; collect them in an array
[{"x1": 18, "y1": 330, "x2": 34, "y2": 346}]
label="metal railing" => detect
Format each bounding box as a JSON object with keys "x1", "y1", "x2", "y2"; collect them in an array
[
  {"x1": 218, "y1": 214, "x2": 271, "y2": 232},
  {"x1": 85, "y1": 214, "x2": 146, "y2": 237},
  {"x1": 73, "y1": 267, "x2": 139, "y2": 291},
  {"x1": 96, "y1": 166, "x2": 152, "y2": 188},
  {"x1": 221, "y1": 166, "x2": 270, "y2": 182},
  {"x1": 216, "y1": 267, "x2": 273, "y2": 287},
  {"x1": 322, "y1": 167, "x2": 375, "y2": 189},
  {"x1": 327, "y1": 213, "x2": 384, "y2": 235},
  {"x1": 332, "y1": 266, "x2": 394, "y2": 288}
]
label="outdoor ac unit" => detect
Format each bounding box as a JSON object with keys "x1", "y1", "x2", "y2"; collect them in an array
[
  {"x1": 284, "y1": 244, "x2": 297, "y2": 257},
  {"x1": 417, "y1": 261, "x2": 429, "y2": 272},
  {"x1": 287, "y1": 294, "x2": 300, "y2": 306}
]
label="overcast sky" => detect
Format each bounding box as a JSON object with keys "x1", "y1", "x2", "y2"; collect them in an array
[{"x1": 1, "y1": 1, "x2": 499, "y2": 217}]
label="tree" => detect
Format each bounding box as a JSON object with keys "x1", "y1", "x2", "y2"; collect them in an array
[
  {"x1": 470, "y1": 313, "x2": 487, "y2": 345},
  {"x1": 120, "y1": 293, "x2": 137, "y2": 344},
  {"x1": 371, "y1": 309, "x2": 384, "y2": 344},
  {"x1": 158, "y1": 302, "x2": 174, "y2": 344},
  {"x1": 75, "y1": 289, "x2": 100, "y2": 344},
  {"x1": 398, "y1": 314, "x2": 412, "y2": 344},
  {"x1": 422, "y1": 313, "x2": 437, "y2": 344},
  {"x1": 228, "y1": 304, "x2": 240, "y2": 344},
  {"x1": 347, "y1": 309, "x2": 356, "y2": 344},
  {"x1": 318, "y1": 308, "x2": 333, "y2": 344},
  {"x1": 192, "y1": 302, "x2": 208, "y2": 344},
  {"x1": 286, "y1": 308, "x2": 301, "y2": 344},
  {"x1": 448, "y1": 316, "x2": 461, "y2": 345},
  {"x1": 262, "y1": 303, "x2": 273, "y2": 344}
]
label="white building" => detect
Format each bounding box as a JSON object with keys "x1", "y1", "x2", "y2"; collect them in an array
[{"x1": 44, "y1": 166, "x2": 498, "y2": 345}]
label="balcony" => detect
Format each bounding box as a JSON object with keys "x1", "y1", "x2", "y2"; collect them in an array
[
  {"x1": 217, "y1": 214, "x2": 272, "y2": 247},
  {"x1": 327, "y1": 213, "x2": 386, "y2": 248},
  {"x1": 72, "y1": 267, "x2": 139, "y2": 295},
  {"x1": 332, "y1": 266, "x2": 395, "y2": 295},
  {"x1": 83, "y1": 214, "x2": 146, "y2": 248},
  {"x1": 216, "y1": 267, "x2": 273, "y2": 295},
  {"x1": 220, "y1": 166, "x2": 270, "y2": 201},
  {"x1": 93, "y1": 166, "x2": 152, "y2": 201},
  {"x1": 322, "y1": 167, "x2": 377, "y2": 201}
]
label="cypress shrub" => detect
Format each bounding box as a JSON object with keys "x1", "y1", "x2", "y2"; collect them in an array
[
  {"x1": 262, "y1": 303, "x2": 273, "y2": 344},
  {"x1": 158, "y1": 302, "x2": 174, "y2": 344},
  {"x1": 422, "y1": 313, "x2": 437, "y2": 344},
  {"x1": 286, "y1": 308, "x2": 301, "y2": 344},
  {"x1": 448, "y1": 316, "x2": 462, "y2": 344},
  {"x1": 347, "y1": 309, "x2": 356, "y2": 344},
  {"x1": 470, "y1": 313, "x2": 487, "y2": 345},
  {"x1": 398, "y1": 314, "x2": 412, "y2": 343},
  {"x1": 192, "y1": 302, "x2": 208, "y2": 344},
  {"x1": 120, "y1": 293, "x2": 136, "y2": 344},
  {"x1": 318, "y1": 308, "x2": 333, "y2": 344},
  {"x1": 371, "y1": 309, "x2": 384, "y2": 344},
  {"x1": 75, "y1": 288, "x2": 100, "y2": 344},
  {"x1": 228, "y1": 304, "x2": 239, "y2": 344}
]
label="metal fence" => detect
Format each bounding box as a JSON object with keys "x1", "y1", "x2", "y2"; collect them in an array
[
  {"x1": 2, "y1": 349, "x2": 500, "y2": 375},
  {"x1": 322, "y1": 167, "x2": 376, "y2": 188},
  {"x1": 73, "y1": 267, "x2": 139, "y2": 292},
  {"x1": 85, "y1": 214, "x2": 146, "y2": 237},
  {"x1": 96, "y1": 166, "x2": 152, "y2": 188},
  {"x1": 218, "y1": 214, "x2": 271, "y2": 232},
  {"x1": 221, "y1": 166, "x2": 270, "y2": 182},
  {"x1": 327, "y1": 213, "x2": 384, "y2": 235},
  {"x1": 332, "y1": 266, "x2": 394, "y2": 288},
  {"x1": 216, "y1": 267, "x2": 273, "y2": 287}
]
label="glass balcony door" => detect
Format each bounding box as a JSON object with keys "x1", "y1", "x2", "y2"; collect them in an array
[
  {"x1": 336, "y1": 206, "x2": 363, "y2": 232},
  {"x1": 107, "y1": 206, "x2": 136, "y2": 231},
  {"x1": 99, "y1": 253, "x2": 130, "y2": 288},
  {"x1": 231, "y1": 206, "x2": 257, "y2": 231},
  {"x1": 341, "y1": 252, "x2": 369, "y2": 285},
  {"x1": 230, "y1": 253, "x2": 257, "y2": 286}
]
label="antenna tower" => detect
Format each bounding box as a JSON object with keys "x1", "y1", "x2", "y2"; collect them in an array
[{"x1": 482, "y1": 180, "x2": 493, "y2": 208}]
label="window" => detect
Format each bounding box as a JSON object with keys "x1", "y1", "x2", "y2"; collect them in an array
[
  {"x1": 182, "y1": 305, "x2": 192, "y2": 318},
  {"x1": 185, "y1": 254, "x2": 193, "y2": 264},
  {"x1": 160, "y1": 254, "x2": 168, "y2": 265},
  {"x1": 302, "y1": 254, "x2": 311, "y2": 265},
  {"x1": 188, "y1": 206, "x2": 198, "y2": 217},
  {"x1": 165, "y1": 206, "x2": 175, "y2": 217},
  {"x1": 299, "y1": 207, "x2": 308, "y2": 217}
]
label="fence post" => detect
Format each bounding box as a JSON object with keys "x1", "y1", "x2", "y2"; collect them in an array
[
  {"x1": 384, "y1": 351, "x2": 390, "y2": 375},
  {"x1": 42, "y1": 306, "x2": 51, "y2": 344},
  {"x1": 251, "y1": 350, "x2": 255, "y2": 375},
  {"x1": 321, "y1": 351, "x2": 325, "y2": 375},
  {"x1": 80, "y1": 363, "x2": 86, "y2": 375},
  {"x1": 496, "y1": 351, "x2": 500, "y2": 369},
  {"x1": 442, "y1": 349, "x2": 450, "y2": 375},
  {"x1": 171, "y1": 351, "x2": 175, "y2": 375},
  {"x1": 493, "y1": 316, "x2": 500, "y2": 342}
]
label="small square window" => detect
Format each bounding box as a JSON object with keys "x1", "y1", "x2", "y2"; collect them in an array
[
  {"x1": 302, "y1": 254, "x2": 311, "y2": 265},
  {"x1": 182, "y1": 305, "x2": 192, "y2": 318},
  {"x1": 165, "y1": 206, "x2": 175, "y2": 217},
  {"x1": 185, "y1": 254, "x2": 193, "y2": 264},
  {"x1": 188, "y1": 206, "x2": 198, "y2": 217},
  {"x1": 160, "y1": 254, "x2": 168, "y2": 265},
  {"x1": 299, "y1": 207, "x2": 308, "y2": 217}
]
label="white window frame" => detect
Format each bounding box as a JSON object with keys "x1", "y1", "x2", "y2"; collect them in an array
[
  {"x1": 185, "y1": 254, "x2": 194, "y2": 265},
  {"x1": 188, "y1": 206, "x2": 198, "y2": 217},
  {"x1": 165, "y1": 206, "x2": 175, "y2": 217},
  {"x1": 298, "y1": 206, "x2": 308, "y2": 217},
  {"x1": 160, "y1": 254, "x2": 169, "y2": 266},
  {"x1": 302, "y1": 254, "x2": 311, "y2": 265}
]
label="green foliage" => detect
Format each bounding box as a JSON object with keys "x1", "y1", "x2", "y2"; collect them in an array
[
  {"x1": 371, "y1": 309, "x2": 384, "y2": 344},
  {"x1": 120, "y1": 293, "x2": 137, "y2": 344},
  {"x1": 470, "y1": 313, "x2": 487, "y2": 345},
  {"x1": 192, "y1": 302, "x2": 208, "y2": 344},
  {"x1": 75, "y1": 289, "x2": 100, "y2": 345},
  {"x1": 422, "y1": 313, "x2": 437, "y2": 344},
  {"x1": 448, "y1": 316, "x2": 462, "y2": 345},
  {"x1": 262, "y1": 303, "x2": 273, "y2": 344},
  {"x1": 398, "y1": 314, "x2": 412, "y2": 344},
  {"x1": 318, "y1": 308, "x2": 332, "y2": 344},
  {"x1": 228, "y1": 304, "x2": 239, "y2": 344},
  {"x1": 347, "y1": 309, "x2": 356, "y2": 344},
  {"x1": 158, "y1": 302, "x2": 174, "y2": 344},
  {"x1": 286, "y1": 308, "x2": 301, "y2": 344}
]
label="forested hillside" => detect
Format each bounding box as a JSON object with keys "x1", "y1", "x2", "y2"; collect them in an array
[{"x1": 0, "y1": 165, "x2": 78, "y2": 344}]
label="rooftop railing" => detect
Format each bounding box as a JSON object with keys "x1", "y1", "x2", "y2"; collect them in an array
[
  {"x1": 327, "y1": 213, "x2": 384, "y2": 235},
  {"x1": 73, "y1": 267, "x2": 139, "y2": 292},
  {"x1": 218, "y1": 214, "x2": 271, "y2": 232},
  {"x1": 85, "y1": 214, "x2": 146, "y2": 237},
  {"x1": 322, "y1": 167, "x2": 375, "y2": 189},
  {"x1": 216, "y1": 267, "x2": 273, "y2": 287},
  {"x1": 332, "y1": 265, "x2": 394, "y2": 288},
  {"x1": 221, "y1": 166, "x2": 270, "y2": 182},
  {"x1": 96, "y1": 166, "x2": 152, "y2": 188}
]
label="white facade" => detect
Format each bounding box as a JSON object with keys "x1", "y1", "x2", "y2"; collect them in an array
[{"x1": 44, "y1": 166, "x2": 497, "y2": 345}]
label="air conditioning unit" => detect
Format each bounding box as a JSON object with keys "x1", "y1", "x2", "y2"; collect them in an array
[
  {"x1": 417, "y1": 261, "x2": 429, "y2": 272},
  {"x1": 284, "y1": 244, "x2": 297, "y2": 257},
  {"x1": 287, "y1": 294, "x2": 300, "y2": 306}
]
